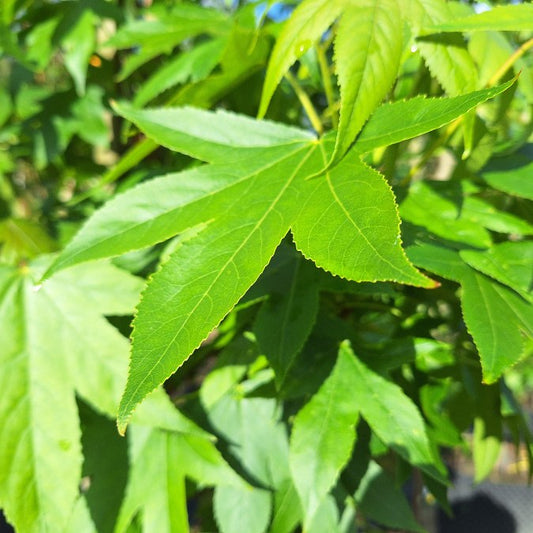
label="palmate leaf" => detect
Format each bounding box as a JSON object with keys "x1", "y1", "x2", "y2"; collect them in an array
[
  {"x1": 408, "y1": 243, "x2": 533, "y2": 383},
  {"x1": 259, "y1": 0, "x2": 404, "y2": 162},
  {"x1": 44, "y1": 85, "x2": 509, "y2": 431},
  {"x1": 0, "y1": 258, "x2": 218, "y2": 533}
]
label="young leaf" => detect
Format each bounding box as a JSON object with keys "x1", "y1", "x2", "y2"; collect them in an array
[
  {"x1": 289, "y1": 344, "x2": 360, "y2": 527},
  {"x1": 332, "y1": 0, "x2": 403, "y2": 163},
  {"x1": 339, "y1": 341, "x2": 447, "y2": 483},
  {"x1": 258, "y1": 0, "x2": 347, "y2": 118}
]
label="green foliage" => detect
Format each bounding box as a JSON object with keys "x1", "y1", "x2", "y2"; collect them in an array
[{"x1": 1, "y1": 1, "x2": 533, "y2": 532}]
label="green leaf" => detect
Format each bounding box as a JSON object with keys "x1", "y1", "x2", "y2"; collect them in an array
[
  {"x1": 59, "y1": 5, "x2": 96, "y2": 95},
  {"x1": 332, "y1": 0, "x2": 403, "y2": 163},
  {"x1": 353, "y1": 79, "x2": 515, "y2": 154},
  {"x1": 400, "y1": 180, "x2": 492, "y2": 248},
  {"x1": 306, "y1": 496, "x2": 341, "y2": 533},
  {"x1": 270, "y1": 478, "x2": 302, "y2": 533},
  {"x1": 407, "y1": 0, "x2": 477, "y2": 95},
  {"x1": 481, "y1": 153, "x2": 533, "y2": 200},
  {"x1": 462, "y1": 196, "x2": 533, "y2": 236},
  {"x1": 0, "y1": 259, "x2": 139, "y2": 533},
  {"x1": 424, "y1": 4, "x2": 533, "y2": 33},
  {"x1": 107, "y1": 3, "x2": 230, "y2": 81},
  {"x1": 254, "y1": 250, "x2": 319, "y2": 387},
  {"x1": 114, "y1": 423, "x2": 243, "y2": 533},
  {"x1": 0, "y1": 218, "x2": 58, "y2": 264},
  {"x1": 460, "y1": 242, "x2": 533, "y2": 304},
  {"x1": 292, "y1": 143, "x2": 434, "y2": 287},
  {"x1": 111, "y1": 101, "x2": 315, "y2": 163},
  {"x1": 408, "y1": 244, "x2": 533, "y2": 383},
  {"x1": 340, "y1": 341, "x2": 447, "y2": 483},
  {"x1": 258, "y1": 0, "x2": 347, "y2": 118},
  {"x1": 43, "y1": 106, "x2": 451, "y2": 430},
  {"x1": 133, "y1": 38, "x2": 225, "y2": 108},
  {"x1": 354, "y1": 461, "x2": 424, "y2": 533},
  {"x1": 114, "y1": 427, "x2": 188, "y2": 533},
  {"x1": 472, "y1": 384, "x2": 502, "y2": 483},
  {"x1": 214, "y1": 486, "x2": 271, "y2": 533},
  {"x1": 289, "y1": 345, "x2": 360, "y2": 526}
]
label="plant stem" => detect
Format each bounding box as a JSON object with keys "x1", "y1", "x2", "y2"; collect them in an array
[
  {"x1": 488, "y1": 36, "x2": 533, "y2": 86},
  {"x1": 316, "y1": 43, "x2": 338, "y2": 129},
  {"x1": 285, "y1": 71, "x2": 324, "y2": 135}
]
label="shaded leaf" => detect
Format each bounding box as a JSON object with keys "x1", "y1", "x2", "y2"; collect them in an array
[
  {"x1": 254, "y1": 250, "x2": 320, "y2": 387},
  {"x1": 214, "y1": 485, "x2": 271, "y2": 533},
  {"x1": 481, "y1": 153, "x2": 533, "y2": 200},
  {"x1": 461, "y1": 241, "x2": 533, "y2": 304},
  {"x1": 340, "y1": 341, "x2": 447, "y2": 483},
  {"x1": 290, "y1": 345, "x2": 360, "y2": 526},
  {"x1": 354, "y1": 461, "x2": 425, "y2": 533},
  {"x1": 408, "y1": 243, "x2": 533, "y2": 382}
]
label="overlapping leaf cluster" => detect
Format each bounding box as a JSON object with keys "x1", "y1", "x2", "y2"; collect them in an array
[{"x1": 1, "y1": 0, "x2": 533, "y2": 532}]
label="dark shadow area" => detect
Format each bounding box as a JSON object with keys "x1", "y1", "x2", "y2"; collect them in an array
[
  {"x1": 0, "y1": 510, "x2": 14, "y2": 533},
  {"x1": 438, "y1": 493, "x2": 516, "y2": 533}
]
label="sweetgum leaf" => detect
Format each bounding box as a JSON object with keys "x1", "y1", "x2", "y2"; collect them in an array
[
  {"x1": 115, "y1": 425, "x2": 243, "y2": 533},
  {"x1": 258, "y1": 0, "x2": 347, "y2": 118},
  {"x1": 44, "y1": 98, "x2": 507, "y2": 429},
  {"x1": 408, "y1": 244, "x2": 533, "y2": 383},
  {"x1": 339, "y1": 341, "x2": 447, "y2": 483},
  {"x1": 332, "y1": 0, "x2": 403, "y2": 163},
  {"x1": 0, "y1": 258, "x2": 214, "y2": 533},
  {"x1": 289, "y1": 344, "x2": 360, "y2": 527},
  {"x1": 460, "y1": 242, "x2": 533, "y2": 304}
]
